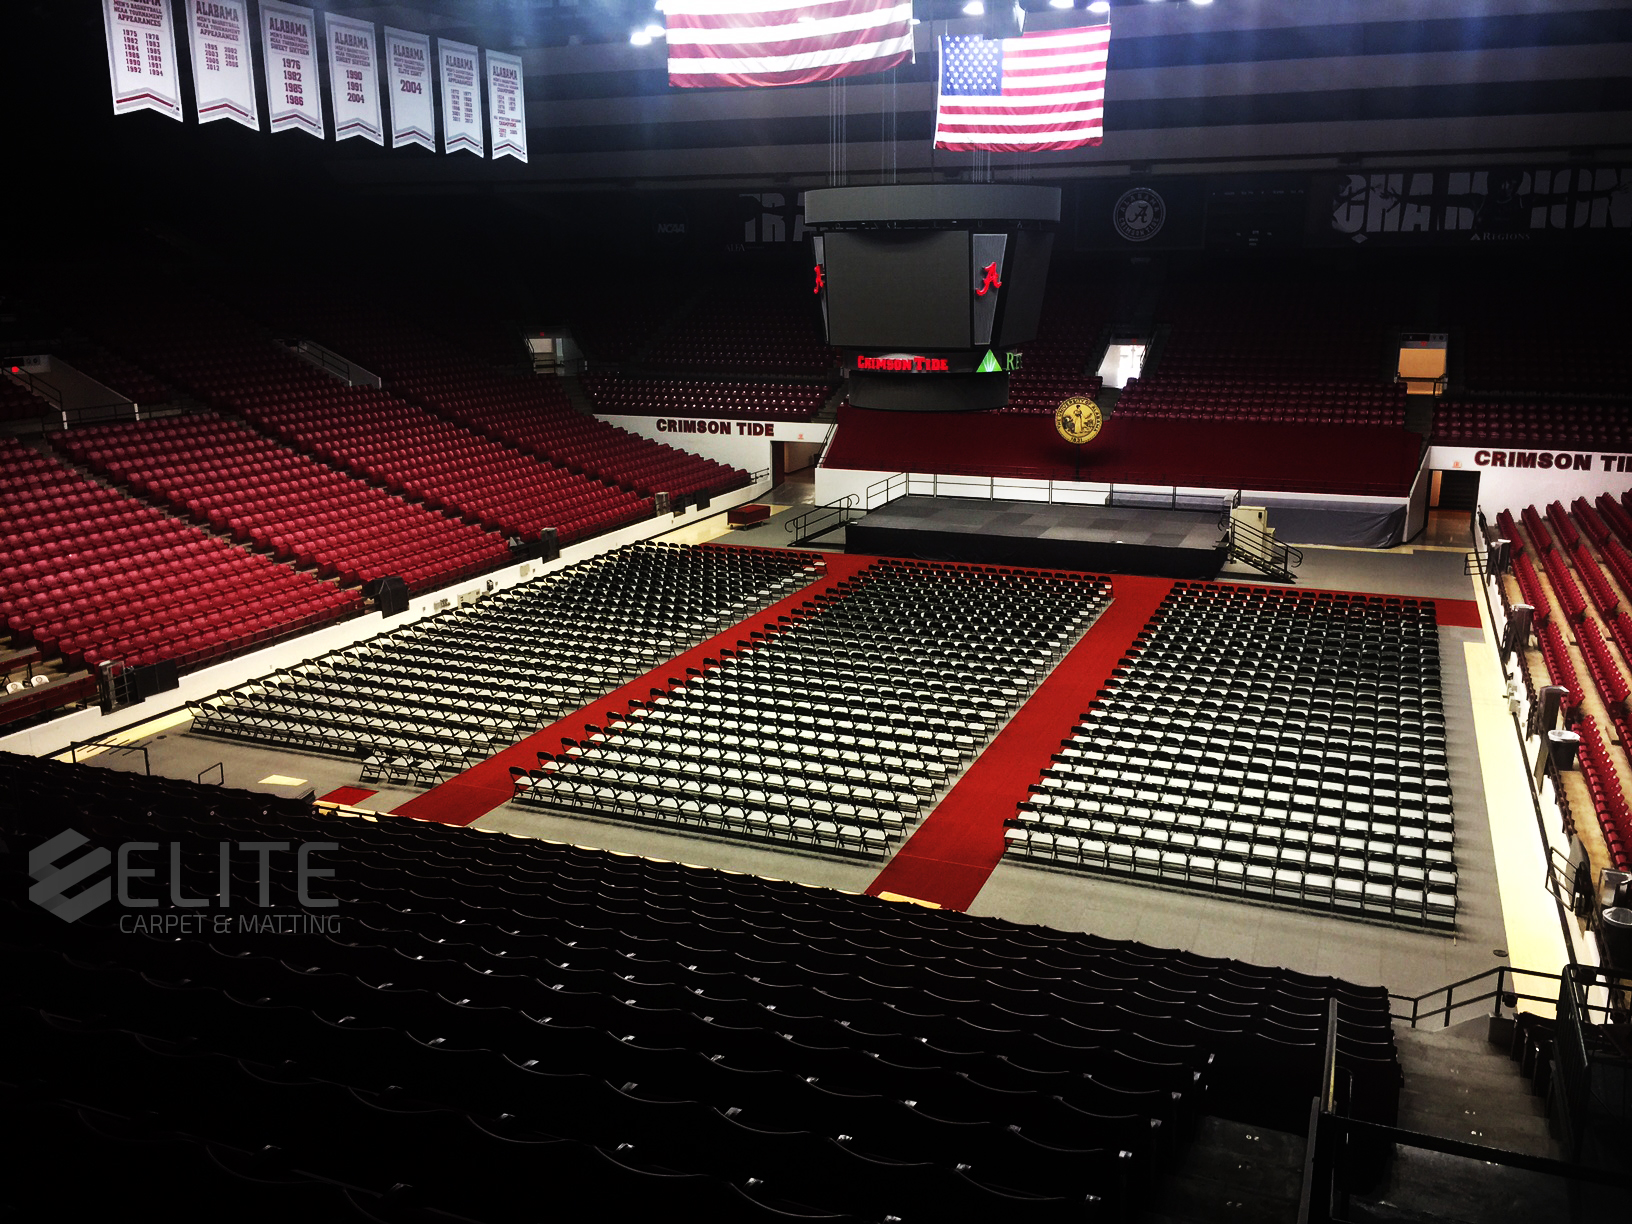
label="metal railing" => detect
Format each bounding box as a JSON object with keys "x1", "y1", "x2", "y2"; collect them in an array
[
  {"x1": 291, "y1": 339, "x2": 382, "y2": 388},
  {"x1": 784, "y1": 495, "x2": 859, "y2": 545},
  {"x1": 1227, "y1": 516, "x2": 1304, "y2": 578},
  {"x1": 1386, "y1": 964, "x2": 1562, "y2": 1029},
  {"x1": 196, "y1": 761, "x2": 224, "y2": 786}
]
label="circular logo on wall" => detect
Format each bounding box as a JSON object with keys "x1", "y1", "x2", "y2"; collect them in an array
[
  {"x1": 1112, "y1": 187, "x2": 1166, "y2": 243},
  {"x1": 1055, "y1": 396, "x2": 1103, "y2": 445}
]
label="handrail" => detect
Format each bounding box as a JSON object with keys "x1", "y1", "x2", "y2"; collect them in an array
[
  {"x1": 784, "y1": 496, "x2": 858, "y2": 544},
  {"x1": 1341, "y1": 1116, "x2": 1632, "y2": 1189},
  {"x1": 5, "y1": 364, "x2": 64, "y2": 409},
  {"x1": 1386, "y1": 963, "x2": 1564, "y2": 1028}
]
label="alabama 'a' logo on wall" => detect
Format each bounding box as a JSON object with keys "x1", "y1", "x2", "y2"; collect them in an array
[{"x1": 1113, "y1": 187, "x2": 1166, "y2": 242}]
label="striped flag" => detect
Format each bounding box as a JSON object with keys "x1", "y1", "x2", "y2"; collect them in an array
[
  {"x1": 666, "y1": 0, "x2": 913, "y2": 89},
  {"x1": 933, "y1": 23, "x2": 1109, "y2": 152}
]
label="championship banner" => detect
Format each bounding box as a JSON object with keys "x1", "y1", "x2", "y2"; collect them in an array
[
  {"x1": 486, "y1": 50, "x2": 527, "y2": 163},
  {"x1": 384, "y1": 27, "x2": 435, "y2": 150},
  {"x1": 185, "y1": 0, "x2": 258, "y2": 130},
  {"x1": 102, "y1": 0, "x2": 183, "y2": 120},
  {"x1": 438, "y1": 39, "x2": 484, "y2": 156},
  {"x1": 326, "y1": 13, "x2": 383, "y2": 145},
  {"x1": 260, "y1": 0, "x2": 324, "y2": 138}
]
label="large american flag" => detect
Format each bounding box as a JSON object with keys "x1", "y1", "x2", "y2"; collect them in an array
[
  {"x1": 934, "y1": 23, "x2": 1109, "y2": 152},
  {"x1": 666, "y1": 0, "x2": 913, "y2": 89}
]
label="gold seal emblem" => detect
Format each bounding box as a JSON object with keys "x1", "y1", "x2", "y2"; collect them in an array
[{"x1": 1055, "y1": 396, "x2": 1103, "y2": 444}]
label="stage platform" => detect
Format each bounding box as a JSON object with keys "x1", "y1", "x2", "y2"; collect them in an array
[{"x1": 846, "y1": 496, "x2": 1229, "y2": 577}]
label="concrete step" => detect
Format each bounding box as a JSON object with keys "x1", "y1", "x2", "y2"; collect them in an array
[
  {"x1": 1145, "y1": 1117, "x2": 1305, "y2": 1224},
  {"x1": 1391, "y1": 1018, "x2": 1560, "y2": 1161}
]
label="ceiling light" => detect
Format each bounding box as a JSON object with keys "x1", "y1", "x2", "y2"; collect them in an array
[
  {"x1": 963, "y1": 1, "x2": 985, "y2": 14},
  {"x1": 630, "y1": 29, "x2": 652, "y2": 45},
  {"x1": 1088, "y1": 0, "x2": 1110, "y2": 11},
  {"x1": 1049, "y1": 0, "x2": 1074, "y2": 8}
]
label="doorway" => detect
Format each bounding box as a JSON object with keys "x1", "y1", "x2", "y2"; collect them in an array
[{"x1": 1427, "y1": 468, "x2": 1478, "y2": 547}]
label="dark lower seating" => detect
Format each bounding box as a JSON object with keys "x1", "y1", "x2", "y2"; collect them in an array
[{"x1": 2, "y1": 751, "x2": 1399, "y2": 1223}]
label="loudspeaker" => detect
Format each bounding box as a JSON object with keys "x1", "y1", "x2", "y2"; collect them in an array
[
  {"x1": 368, "y1": 575, "x2": 409, "y2": 617},
  {"x1": 537, "y1": 528, "x2": 559, "y2": 563},
  {"x1": 133, "y1": 659, "x2": 178, "y2": 699}
]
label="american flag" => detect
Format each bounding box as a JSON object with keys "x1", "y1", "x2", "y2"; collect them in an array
[
  {"x1": 666, "y1": 0, "x2": 913, "y2": 89},
  {"x1": 934, "y1": 23, "x2": 1109, "y2": 152}
]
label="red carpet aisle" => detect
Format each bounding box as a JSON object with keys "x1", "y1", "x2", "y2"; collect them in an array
[
  {"x1": 866, "y1": 575, "x2": 1176, "y2": 911},
  {"x1": 393, "y1": 553, "x2": 879, "y2": 826}
]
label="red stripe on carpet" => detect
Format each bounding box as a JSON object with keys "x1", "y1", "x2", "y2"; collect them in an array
[
  {"x1": 866, "y1": 574, "x2": 1176, "y2": 911},
  {"x1": 319, "y1": 786, "x2": 378, "y2": 806},
  {"x1": 392, "y1": 554, "x2": 880, "y2": 826}
]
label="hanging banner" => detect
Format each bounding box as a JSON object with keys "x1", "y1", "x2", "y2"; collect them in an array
[
  {"x1": 486, "y1": 50, "x2": 527, "y2": 163},
  {"x1": 438, "y1": 39, "x2": 484, "y2": 156},
  {"x1": 326, "y1": 13, "x2": 383, "y2": 145},
  {"x1": 102, "y1": 0, "x2": 183, "y2": 120},
  {"x1": 260, "y1": 0, "x2": 324, "y2": 138},
  {"x1": 184, "y1": 0, "x2": 258, "y2": 130},
  {"x1": 384, "y1": 27, "x2": 435, "y2": 150}
]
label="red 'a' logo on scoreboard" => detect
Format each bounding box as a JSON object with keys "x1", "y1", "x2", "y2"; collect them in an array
[
  {"x1": 975, "y1": 262, "x2": 1002, "y2": 297},
  {"x1": 813, "y1": 264, "x2": 825, "y2": 295}
]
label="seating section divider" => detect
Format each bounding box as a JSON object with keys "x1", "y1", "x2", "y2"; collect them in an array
[
  {"x1": 515, "y1": 560, "x2": 1110, "y2": 857},
  {"x1": 1003, "y1": 583, "x2": 1455, "y2": 926},
  {"x1": 1, "y1": 750, "x2": 1400, "y2": 1223},
  {"x1": 189, "y1": 543, "x2": 821, "y2": 789}
]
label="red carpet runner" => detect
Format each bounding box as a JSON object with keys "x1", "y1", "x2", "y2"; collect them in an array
[
  {"x1": 393, "y1": 553, "x2": 879, "y2": 826},
  {"x1": 865, "y1": 574, "x2": 1176, "y2": 911}
]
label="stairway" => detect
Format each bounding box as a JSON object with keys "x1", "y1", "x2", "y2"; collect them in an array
[
  {"x1": 1224, "y1": 518, "x2": 1302, "y2": 583},
  {"x1": 1146, "y1": 1117, "x2": 1306, "y2": 1223},
  {"x1": 1346, "y1": 1017, "x2": 1573, "y2": 1223}
]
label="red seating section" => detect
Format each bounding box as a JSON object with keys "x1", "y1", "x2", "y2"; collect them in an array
[
  {"x1": 1598, "y1": 494, "x2": 1632, "y2": 548},
  {"x1": 1546, "y1": 501, "x2": 1581, "y2": 552},
  {"x1": 248, "y1": 313, "x2": 751, "y2": 504},
  {"x1": 74, "y1": 301, "x2": 662, "y2": 547},
  {"x1": 1540, "y1": 541, "x2": 1588, "y2": 624},
  {"x1": 1495, "y1": 509, "x2": 1524, "y2": 556},
  {"x1": 644, "y1": 279, "x2": 835, "y2": 373},
  {"x1": 1536, "y1": 620, "x2": 1582, "y2": 712},
  {"x1": 1572, "y1": 544, "x2": 1619, "y2": 616},
  {"x1": 0, "y1": 374, "x2": 53, "y2": 424},
  {"x1": 1512, "y1": 553, "x2": 1552, "y2": 624},
  {"x1": 1115, "y1": 377, "x2": 1406, "y2": 426},
  {"x1": 242, "y1": 396, "x2": 652, "y2": 547},
  {"x1": 1572, "y1": 497, "x2": 1612, "y2": 549},
  {"x1": 582, "y1": 374, "x2": 828, "y2": 422},
  {"x1": 1574, "y1": 717, "x2": 1632, "y2": 871},
  {"x1": 0, "y1": 437, "x2": 357, "y2": 673},
  {"x1": 999, "y1": 292, "x2": 1107, "y2": 414},
  {"x1": 1521, "y1": 505, "x2": 1553, "y2": 553},
  {"x1": 1432, "y1": 399, "x2": 1632, "y2": 449},
  {"x1": 51, "y1": 417, "x2": 512, "y2": 595}
]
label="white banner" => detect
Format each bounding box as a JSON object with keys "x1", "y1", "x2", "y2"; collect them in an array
[
  {"x1": 326, "y1": 13, "x2": 382, "y2": 145},
  {"x1": 102, "y1": 0, "x2": 183, "y2": 120},
  {"x1": 185, "y1": 0, "x2": 257, "y2": 130},
  {"x1": 384, "y1": 27, "x2": 435, "y2": 150},
  {"x1": 261, "y1": 0, "x2": 324, "y2": 138},
  {"x1": 486, "y1": 49, "x2": 527, "y2": 163},
  {"x1": 438, "y1": 39, "x2": 484, "y2": 157}
]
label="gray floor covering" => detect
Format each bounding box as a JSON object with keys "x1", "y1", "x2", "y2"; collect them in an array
[{"x1": 70, "y1": 529, "x2": 1519, "y2": 999}]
